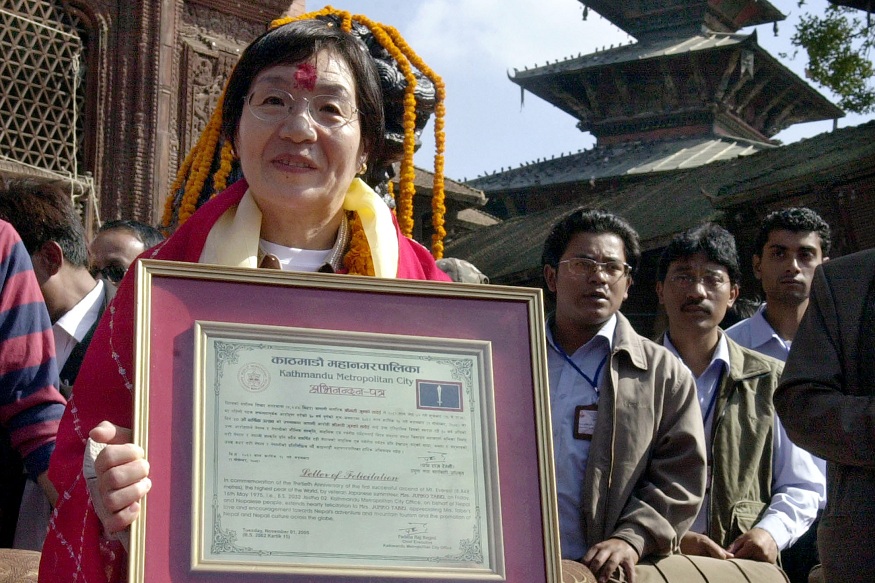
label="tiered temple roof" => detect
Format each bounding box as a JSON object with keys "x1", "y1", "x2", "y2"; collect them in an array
[{"x1": 468, "y1": 0, "x2": 843, "y2": 218}]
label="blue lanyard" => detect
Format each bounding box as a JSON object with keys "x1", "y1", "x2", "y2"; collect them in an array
[
  {"x1": 703, "y1": 385, "x2": 720, "y2": 423},
  {"x1": 701, "y1": 363, "x2": 727, "y2": 423},
  {"x1": 553, "y1": 344, "x2": 608, "y2": 394}
]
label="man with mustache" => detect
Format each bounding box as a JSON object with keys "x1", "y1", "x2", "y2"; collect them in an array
[
  {"x1": 656, "y1": 224, "x2": 824, "y2": 566},
  {"x1": 724, "y1": 208, "x2": 830, "y2": 582},
  {"x1": 542, "y1": 208, "x2": 706, "y2": 583}
]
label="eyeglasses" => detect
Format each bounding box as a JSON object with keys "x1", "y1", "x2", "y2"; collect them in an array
[
  {"x1": 246, "y1": 87, "x2": 358, "y2": 129},
  {"x1": 95, "y1": 264, "x2": 127, "y2": 285},
  {"x1": 558, "y1": 257, "x2": 631, "y2": 284},
  {"x1": 668, "y1": 273, "x2": 728, "y2": 290}
]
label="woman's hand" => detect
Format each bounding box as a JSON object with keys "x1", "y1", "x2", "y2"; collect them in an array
[{"x1": 89, "y1": 421, "x2": 152, "y2": 534}]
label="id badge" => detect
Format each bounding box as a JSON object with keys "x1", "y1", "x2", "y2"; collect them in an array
[{"x1": 573, "y1": 403, "x2": 598, "y2": 440}]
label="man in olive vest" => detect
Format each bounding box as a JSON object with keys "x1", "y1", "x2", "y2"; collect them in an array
[{"x1": 656, "y1": 223, "x2": 825, "y2": 564}]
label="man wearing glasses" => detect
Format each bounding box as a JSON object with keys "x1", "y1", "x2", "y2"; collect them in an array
[
  {"x1": 89, "y1": 219, "x2": 165, "y2": 285},
  {"x1": 542, "y1": 208, "x2": 706, "y2": 583},
  {"x1": 656, "y1": 224, "x2": 824, "y2": 567}
]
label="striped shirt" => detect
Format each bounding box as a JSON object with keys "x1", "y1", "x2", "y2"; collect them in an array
[{"x1": 0, "y1": 219, "x2": 65, "y2": 478}]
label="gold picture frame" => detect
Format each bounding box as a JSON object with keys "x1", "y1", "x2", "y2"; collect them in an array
[{"x1": 130, "y1": 259, "x2": 559, "y2": 582}]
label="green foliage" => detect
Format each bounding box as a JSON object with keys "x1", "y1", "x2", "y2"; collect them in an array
[{"x1": 792, "y1": 4, "x2": 875, "y2": 113}]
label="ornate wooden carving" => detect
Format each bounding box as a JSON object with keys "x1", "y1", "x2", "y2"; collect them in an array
[
  {"x1": 767, "y1": 101, "x2": 797, "y2": 135},
  {"x1": 659, "y1": 61, "x2": 680, "y2": 110},
  {"x1": 755, "y1": 86, "x2": 792, "y2": 128},
  {"x1": 581, "y1": 78, "x2": 602, "y2": 119},
  {"x1": 182, "y1": 2, "x2": 266, "y2": 44},
  {"x1": 736, "y1": 78, "x2": 769, "y2": 113},
  {"x1": 610, "y1": 70, "x2": 631, "y2": 114},
  {"x1": 715, "y1": 50, "x2": 740, "y2": 100},
  {"x1": 165, "y1": 2, "x2": 269, "y2": 210},
  {"x1": 0, "y1": 1, "x2": 85, "y2": 178},
  {"x1": 186, "y1": 0, "x2": 292, "y2": 25},
  {"x1": 177, "y1": 40, "x2": 239, "y2": 156}
]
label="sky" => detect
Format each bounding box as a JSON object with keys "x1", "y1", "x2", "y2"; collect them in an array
[{"x1": 321, "y1": 0, "x2": 872, "y2": 182}]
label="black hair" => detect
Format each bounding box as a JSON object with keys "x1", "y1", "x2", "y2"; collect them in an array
[
  {"x1": 98, "y1": 219, "x2": 165, "y2": 250},
  {"x1": 657, "y1": 223, "x2": 741, "y2": 284},
  {"x1": 542, "y1": 207, "x2": 641, "y2": 269},
  {"x1": 222, "y1": 18, "x2": 385, "y2": 164},
  {"x1": 0, "y1": 178, "x2": 89, "y2": 268},
  {"x1": 753, "y1": 207, "x2": 831, "y2": 257}
]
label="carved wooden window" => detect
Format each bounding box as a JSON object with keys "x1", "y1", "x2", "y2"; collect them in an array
[{"x1": 0, "y1": 0, "x2": 87, "y2": 180}]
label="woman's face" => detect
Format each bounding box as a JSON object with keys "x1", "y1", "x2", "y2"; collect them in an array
[{"x1": 236, "y1": 50, "x2": 364, "y2": 231}]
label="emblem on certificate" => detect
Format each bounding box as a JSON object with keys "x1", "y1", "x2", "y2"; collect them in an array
[{"x1": 237, "y1": 363, "x2": 270, "y2": 392}]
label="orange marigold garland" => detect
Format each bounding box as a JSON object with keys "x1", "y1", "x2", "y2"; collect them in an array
[
  {"x1": 342, "y1": 212, "x2": 375, "y2": 276},
  {"x1": 163, "y1": 6, "x2": 447, "y2": 267},
  {"x1": 383, "y1": 26, "x2": 447, "y2": 258},
  {"x1": 213, "y1": 141, "x2": 235, "y2": 194},
  {"x1": 183, "y1": 102, "x2": 225, "y2": 224},
  {"x1": 431, "y1": 87, "x2": 447, "y2": 259},
  {"x1": 380, "y1": 24, "x2": 446, "y2": 256},
  {"x1": 161, "y1": 87, "x2": 231, "y2": 229}
]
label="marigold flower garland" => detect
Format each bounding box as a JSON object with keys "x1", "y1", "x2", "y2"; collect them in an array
[
  {"x1": 161, "y1": 88, "x2": 233, "y2": 228},
  {"x1": 343, "y1": 212, "x2": 375, "y2": 276},
  {"x1": 381, "y1": 24, "x2": 447, "y2": 258},
  {"x1": 162, "y1": 6, "x2": 447, "y2": 269}
]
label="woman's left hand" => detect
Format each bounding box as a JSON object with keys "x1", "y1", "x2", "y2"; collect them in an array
[{"x1": 89, "y1": 421, "x2": 152, "y2": 534}]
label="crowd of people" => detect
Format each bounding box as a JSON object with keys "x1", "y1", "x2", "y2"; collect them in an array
[{"x1": 0, "y1": 7, "x2": 871, "y2": 583}]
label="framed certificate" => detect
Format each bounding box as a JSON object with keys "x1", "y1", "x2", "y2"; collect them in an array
[{"x1": 130, "y1": 260, "x2": 559, "y2": 582}]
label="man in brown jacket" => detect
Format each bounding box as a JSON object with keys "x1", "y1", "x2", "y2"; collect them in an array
[
  {"x1": 776, "y1": 248, "x2": 875, "y2": 583},
  {"x1": 542, "y1": 208, "x2": 707, "y2": 583}
]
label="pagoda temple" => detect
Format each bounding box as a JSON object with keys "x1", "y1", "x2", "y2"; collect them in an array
[
  {"x1": 447, "y1": 0, "x2": 875, "y2": 334},
  {"x1": 469, "y1": 0, "x2": 842, "y2": 220}
]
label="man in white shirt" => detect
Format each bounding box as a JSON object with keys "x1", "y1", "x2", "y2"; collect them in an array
[
  {"x1": 543, "y1": 208, "x2": 706, "y2": 583},
  {"x1": 0, "y1": 179, "x2": 114, "y2": 550},
  {"x1": 724, "y1": 207, "x2": 829, "y2": 583},
  {"x1": 656, "y1": 223, "x2": 825, "y2": 567},
  {"x1": 725, "y1": 208, "x2": 830, "y2": 362}
]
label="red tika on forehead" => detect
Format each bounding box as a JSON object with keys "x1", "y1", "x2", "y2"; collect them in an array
[{"x1": 294, "y1": 62, "x2": 317, "y2": 91}]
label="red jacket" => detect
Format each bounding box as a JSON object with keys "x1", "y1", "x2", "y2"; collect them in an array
[{"x1": 39, "y1": 180, "x2": 449, "y2": 582}]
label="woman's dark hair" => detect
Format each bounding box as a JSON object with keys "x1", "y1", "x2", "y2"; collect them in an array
[{"x1": 222, "y1": 18, "x2": 385, "y2": 164}]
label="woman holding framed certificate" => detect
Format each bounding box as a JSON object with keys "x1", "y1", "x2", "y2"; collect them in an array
[{"x1": 40, "y1": 9, "x2": 451, "y2": 582}]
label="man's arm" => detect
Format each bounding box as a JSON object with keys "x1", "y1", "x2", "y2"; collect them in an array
[
  {"x1": 775, "y1": 264, "x2": 875, "y2": 468},
  {"x1": 612, "y1": 367, "x2": 707, "y2": 558},
  {"x1": 740, "y1": 418, "x2": 825, "y2": 557}
]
